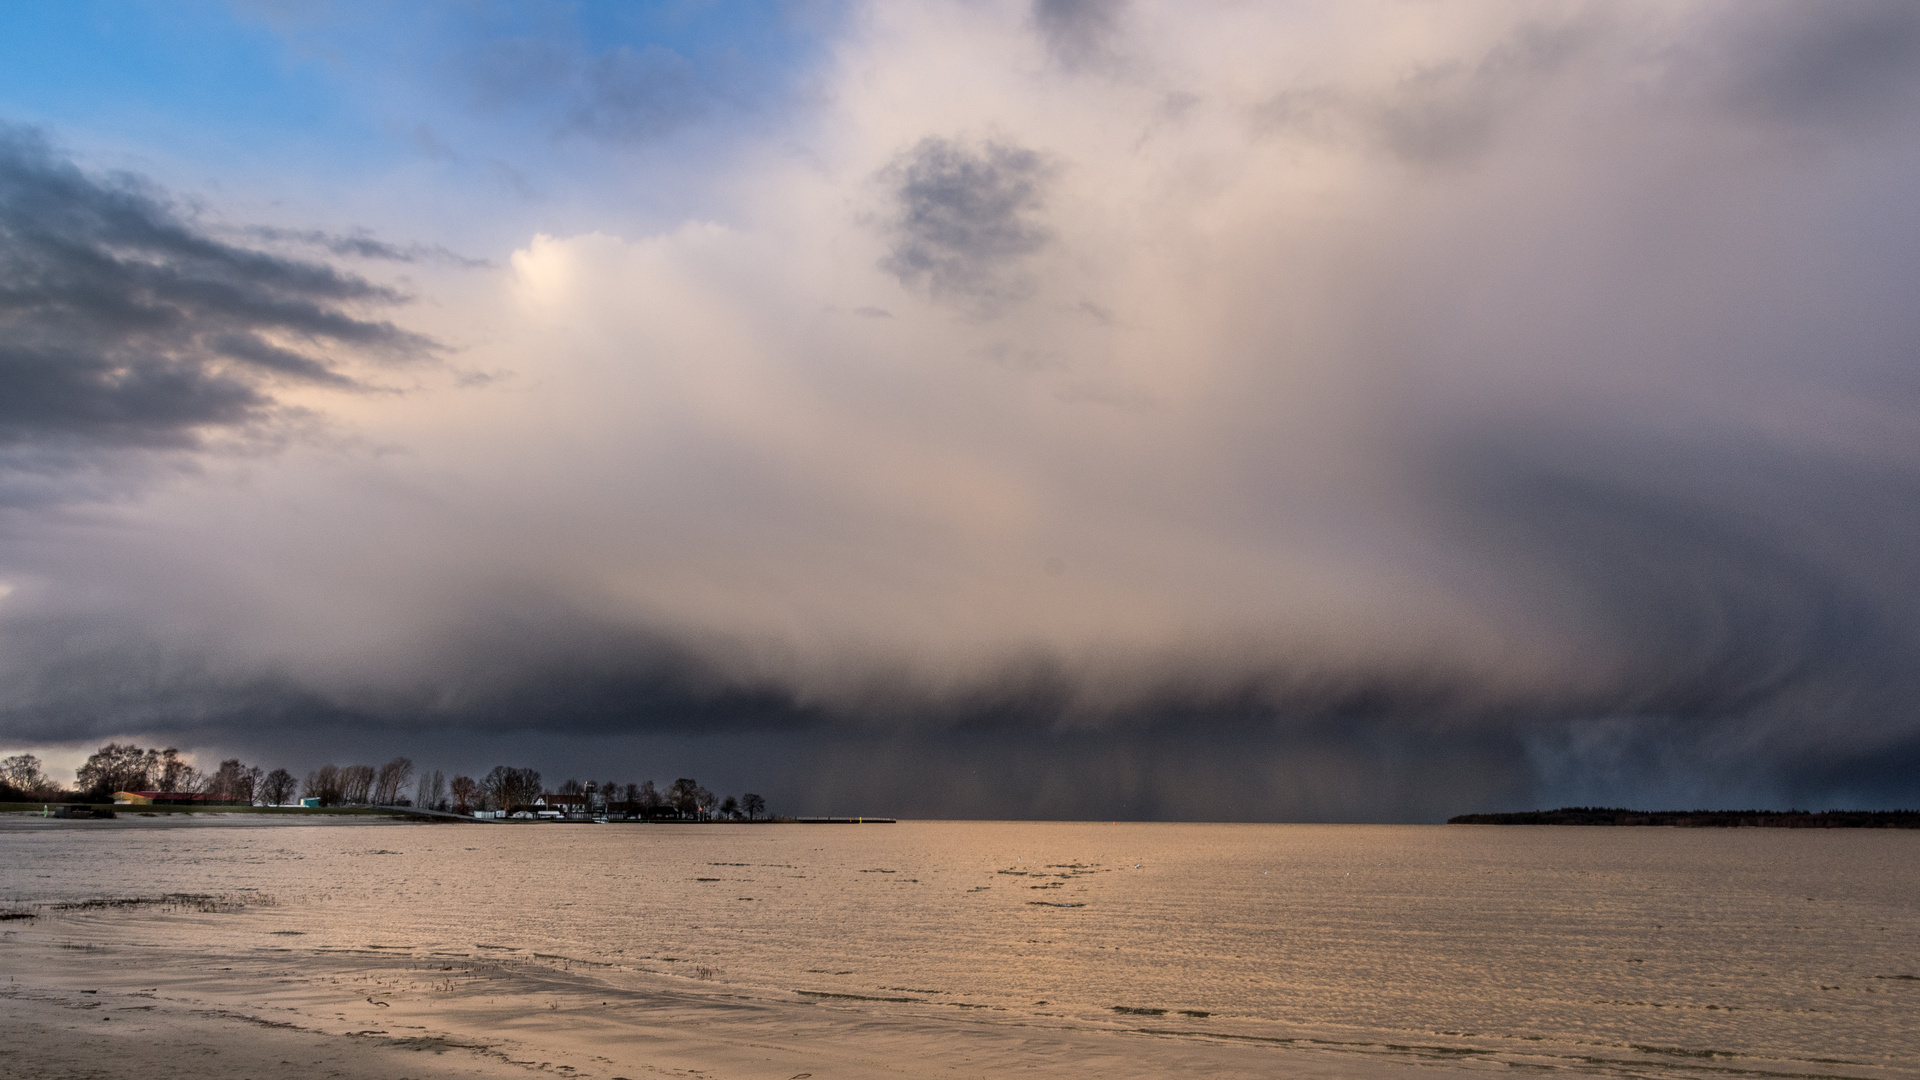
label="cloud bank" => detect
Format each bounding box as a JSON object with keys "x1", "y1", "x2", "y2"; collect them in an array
[{"x1": 3, "y1": 1, "x2": 1919, "y2": 818}]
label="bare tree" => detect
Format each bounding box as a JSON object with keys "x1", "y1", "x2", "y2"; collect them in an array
[
  {"x1": 76, "y1": 744, "x2": 152, "y2": 799},
  {"x1": 741, "y1": 793, "x2": 766, "y2": 822},
  {"x1": 373, "y1": 757, "x2": 414, "y2": 805},
  {"x1": 153, "y1": 749, "x2": 202, "y2": 794},
  {"x1": 666, "y1": 778, "x2": 699, "y2": 818},
  {"x1": 415, "y1": 769, "x2": 447, "y2": 811},
  {"x1": 719, "y1": 795, "x2": 739, "y2": 819},
  {"x1": 339, "y1": 764, "x2": 376, "y2": 804},
  {"x1": 262, "y1": 768, "x2": 297, "y2": 806},
  {"x1": 303, "y1": 764, "x2": 343, "y2": 806},
  {"x1": 449, "y1": 775, "x2": 478, "y2": 814},
  {"x1": 1, "y1": 754, "x2": 51, "y2": 799},
  {"x1": 482, "y1": 766, "x2": 541, "y2": 812},
  {"x1": 665, "y1": 778, "x2": 714, "y2": 819},
  {"x1": 206, "y1": 759, "x2": 260, "y2": 803}
]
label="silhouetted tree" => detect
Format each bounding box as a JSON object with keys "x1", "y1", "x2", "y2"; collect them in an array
[
  {"x1": 152, "y1": 749, "x2": 202, "y2": 793},
  {"x1": 304, "y1": 764, "x2": 344, "y2": 806},
  {"x1": 483, "y1": 766, "x2": 542, "y2": 811},
  {"x1": 741, "y1": 793, "x2": 765, "y2": 821},
  {"x1": 1, "y1": 754, "x2": 52, "y2": 799},
  {"x1": 339, "y1": 764, "x2": 376, "y2": 804},
  {"x1": 666, "y1": 778, "x2": 700, "y2": 818},
  {"x1": 76, "y1": 744, "x2": 152, "y2": 799},
  {"x1": 416, "y1": 770, "x2": 447, "y2": 811},
  {"x1": 373, "y1": 757, "x2": 414, "y2": 805},
  {"x1": 206, "y1": 759, "x2": 259, "y2": 803},
  {"x1": 636, "y1": 780, "x2": 661, "y2": 815},
  {"x1": 261, "y1": 768, "x2": 297, "y2": 806},
  {"x1": 449, "y1": 775, "x2": 479, "y2": 814}
]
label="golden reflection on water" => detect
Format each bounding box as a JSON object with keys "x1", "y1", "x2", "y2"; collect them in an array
[{"x1": 4, "y1": 820, "x2": 1916, "y2": 1076}]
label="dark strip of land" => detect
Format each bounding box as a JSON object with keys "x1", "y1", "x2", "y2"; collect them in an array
[{"x1": 1449, "y1": 807, "x2": 1920, "y2": 828}]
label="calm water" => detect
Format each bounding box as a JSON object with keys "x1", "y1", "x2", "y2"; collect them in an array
[{"x1": 4, "y1": 820, "x2": 1917, "y2": 1077}]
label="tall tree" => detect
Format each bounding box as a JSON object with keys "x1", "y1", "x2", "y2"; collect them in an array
[
  {"x1": 207, "y1": 759, "x2": 256, "y2": 802},
  {"x1": 482, "y1": 766, "x2": 541, "y2": 811},
  {"x1": 261, "y1": 768, "x2": 297, "y2": 806},
  {"x1": 339, "y1": 764, "x2": 376, "y2": 804},
  {"x1": 1, "y1": 754, "x2": 49, "y2": 798},
  {"x1": 151, "y1": 748, "x2": 202, "y2": 793},
  {"x1": 416, "y1": 769, "x2": 447, "y2": 810},
  {"x1": 741, "y1": 793, "x2": 766, "y2": 822},
  {"x1": 719, "y1": 795, "x2": 739, "y2": 819},
  {"x1": 666, "y1": 778, "x2": 700, "y2": 818},
  {"x1": 76, "y1": 743, "x2": 152, "y2": 799},
  {"x1": 303, "y1": 764, "x2": 343, "y2": 806},
  {"x1": 449, "y1": 774, "x2": 478, "y2": 814},
  {"x1": 372, "y1": 757, "x2": 414, "y2": 805}
]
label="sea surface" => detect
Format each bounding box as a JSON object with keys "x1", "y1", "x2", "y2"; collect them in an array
[{"x1": 4, "y1": 819, "x2": 1917, "y2": 1078}]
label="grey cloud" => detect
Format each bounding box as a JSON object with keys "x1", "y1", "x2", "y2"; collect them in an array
[
  {"x1": 569, "y1": 45, "x2": 707, "y2": 144},
  {"x1": 8, "y1": 582, "x2": 1913, "y2": 819},
  {"x1": 242, "y1": 225, "x2": 491, "y2": 268},
  {"x1": 1443, "y1": 439, "x2": 1920, "y2": 724},
  {"x1": 879, "y1": 137, "x2": 1055, "y2": 307},
  {"x1": 1722, "y1": 1, "x2": 1920, "y2": 124},
  {"x1": 1031, "y1": 0, "x2": 1128, "y2": 71},
  {"x1": 453, "y1": 37, "x2": 713, "y2": 146},
  {"x1": 458, "y1": 37, "x2": 575, "y2": 113},
  {"x1": 0, "y1": 124, "x2": 428, "y2": 469},
  {"x1": 10, "y1": 5, "x2": 1920, "y2": 819},
  {"x1": 1377, "y1": 22, "x2": 1595, "y2": 164}
]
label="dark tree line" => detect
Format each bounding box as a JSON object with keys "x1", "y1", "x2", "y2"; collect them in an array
[{"x1": 5, "y1": 744, "x2": 771, "y2": 821}]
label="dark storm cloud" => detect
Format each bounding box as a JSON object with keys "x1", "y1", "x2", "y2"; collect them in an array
[
  {"x1": 1445, "y1": 434, "x2": 1920, "y2": 710},
  {"x1": 10, "y1": 3, "x2": 1920, "y2": 820},
  {"x1": 879, "y1": 137, "x2": 1055, "y2": 307},
  {"x1": 1030, "y1": 0, "x2": 1127, "y2": 71},
  {"x1": 0, "y1": 124, "x2": 427, "y2": 462}
]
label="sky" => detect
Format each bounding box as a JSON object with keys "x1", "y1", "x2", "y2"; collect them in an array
[{"x1": 2, "y1": 0, "x2": 1919, "y2": 820}]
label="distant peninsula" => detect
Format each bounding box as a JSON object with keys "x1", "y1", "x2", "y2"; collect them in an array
[{"x1": 1448, "y1": 807, "x2": 1920, "y2": 828}]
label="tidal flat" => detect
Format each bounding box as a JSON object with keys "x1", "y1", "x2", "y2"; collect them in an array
[{"x1": 3, "y1": 818, "x2": 1916, "y2": 1079}]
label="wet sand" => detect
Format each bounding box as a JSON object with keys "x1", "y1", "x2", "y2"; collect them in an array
[
  {"x1": 2, "y1": 936, "x2": 1463, "y2": 1080},
  {"x1": 8, "y1": 816, "x2": 1915, "y2": 1079}
]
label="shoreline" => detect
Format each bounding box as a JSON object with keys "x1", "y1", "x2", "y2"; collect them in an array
[
  {"x1": 1449, "y1": 808, "x2": 1920, "y2": 828},
  {"x1": 2, "y1": 930, "x2": 1450, "y2": 1080}
]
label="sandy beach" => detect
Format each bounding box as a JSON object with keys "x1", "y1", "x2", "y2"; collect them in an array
[
  {"x1": 6, "y1": 815, "x2": 1916, "y2": 1080},
  {"x1": 3, "y1": 934, "x2": 1455, "y2": 1080}
]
